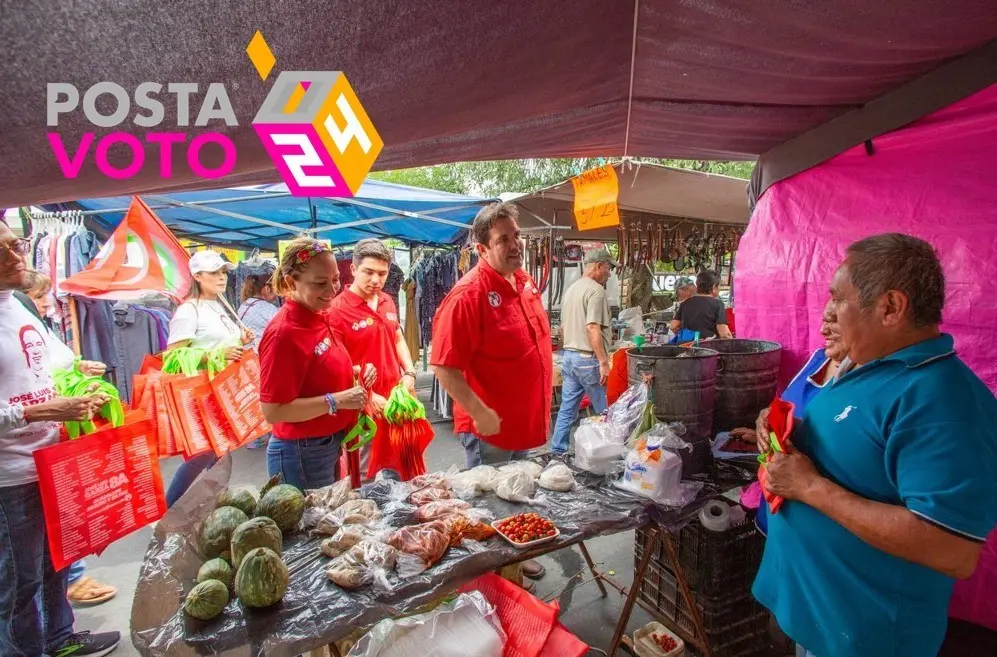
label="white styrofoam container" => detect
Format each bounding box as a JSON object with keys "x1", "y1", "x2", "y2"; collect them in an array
[{"x1": 633, "y1": 621, "x2": 685, "y2": 657}]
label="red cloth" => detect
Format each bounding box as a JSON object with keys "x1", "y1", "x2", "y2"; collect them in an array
[
  {"x1": 258, "y1": 300, "x2": 357, "y2": 439},
  {"x1": 725, "y1": 307, "x2": 736, "y2": 335},
  {"x1": 606, "y1": 348, "x2": 629, "y2": 406},
  {"x1": 328, "y1": 289, "x2": 405, "y2": 478},
  {"x1": 431, "y1": 262, "x2": 553, "y2": 451},
  {"x1": 758, "y1": 398, "x2": 795, "y2": 513}
]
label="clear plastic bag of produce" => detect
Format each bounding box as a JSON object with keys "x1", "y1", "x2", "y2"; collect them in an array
[
  {"x1": 346, "y1": 591, "x2": 506, "y2": 657},
  {"x1": 496, "y1": 461, "x2": 542, "y2": 481},
  {"x1": 306, "y1": 479, "x2": 355, "y2": 511},
  {"x1": 613, "y1": 422, "x2": 702, "y2": 507},
  {"x1": 387, "y1": 522, "x2": 452, "y2": 578},
  {"x1": 409, "y1": 486, "x2": 454, "y2": 506},
  {"x1": 448, "y1": 465, "x2": 501, "y2": 498},
  {"x1": 414, "y1": 499, "x2": 472, "y2": 522},
  {"x1": 573, "y1": 421, "x2": 626, "y2": 475},
  {"x1": 495, "y1": 470, "x2": 537, "y2": 503},
  {"x1": 538, "y1": 462, "x2": 576, "y2": 492},
  {"x1": 605, "y1": 381, "x2": 650, "y2": 442},
  {"x1": 326, "y1": 539, "x2": 399, "y2": 592}
]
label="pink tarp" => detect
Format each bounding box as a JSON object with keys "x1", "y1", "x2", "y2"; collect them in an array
[
  {"x1": 735, "y1": 83, "x2": 997, "y2": 393},
  {"x1": 735, "y1": 82, "x2": 997, "y2": 632}
]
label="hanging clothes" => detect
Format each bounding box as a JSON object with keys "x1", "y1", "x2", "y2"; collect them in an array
[
  {"x1": 403, "y1": 279, "x2": 420, "y2": 363},
  {"x1": 110, "y1": 301, "x2": 169, "y2": 403},
  {"x1": 384, "y1": 262, "x2": 404, "y2": 309},
  {"x1": 413, "y1": 250, "x2": 459, "y2": 348}
]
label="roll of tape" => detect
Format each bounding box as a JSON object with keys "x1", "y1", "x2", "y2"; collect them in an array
[{"x1": 699, "y1": 500, "x2": 731, "y2": 532}]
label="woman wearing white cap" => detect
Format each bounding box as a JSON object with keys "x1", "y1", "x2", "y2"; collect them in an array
[{"x1": 164, "y1": 250, "x2": 254, "y2": 507}]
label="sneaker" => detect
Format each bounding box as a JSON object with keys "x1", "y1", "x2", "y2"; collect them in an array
[{"x1": 50, "y1": 631, "x2": 120, "y2": 657}]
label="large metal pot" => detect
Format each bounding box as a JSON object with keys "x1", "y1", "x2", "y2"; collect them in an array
[{"x1": 707, "y1": 339, "x2": 782, "y2": 433}]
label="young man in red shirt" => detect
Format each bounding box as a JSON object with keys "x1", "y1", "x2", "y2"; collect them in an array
[
  {"x1": 431, "y1": 202, "x2": 553, "y2": 585},
  {"x1": 329, "y1": 239, "x2": 417, "y2": 479}
]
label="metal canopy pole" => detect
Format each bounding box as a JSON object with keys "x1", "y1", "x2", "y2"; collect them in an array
[
  {"x1": 325, "y1": 197, "x2": 476, "y2": 230},
  {"x1": 143, "y1": 195, "x2": 305, "y2": 233}
]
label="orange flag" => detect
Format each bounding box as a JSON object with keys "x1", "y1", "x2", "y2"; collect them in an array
[{"x1": 62, "y1": 197, "x2": 191, "y2": 301}]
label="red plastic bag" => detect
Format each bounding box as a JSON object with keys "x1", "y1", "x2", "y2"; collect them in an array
[
  {"x1": 32, "y1": 415, "x2": 166, "y2": 570},
  {"x1": 209, "y1": 354, "x2": 269, "y2": 446},
  {"x1": 164, "y1": 372, "x2": 214, "y2": 459},
  {"x1": 758, "y1": 398, "x2": 796, "y2": 514},
  {"x1": 140, "y1": 371, "x2": 179, "y2": 457},
  {"x1": 195, "y1": 378, "x2": 243, "y2": 457},
  {"x1": 461, "y1": 572, "x2": 588, "y2": 657}
]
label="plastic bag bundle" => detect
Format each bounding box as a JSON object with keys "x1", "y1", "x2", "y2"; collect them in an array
[
  {"x1": 387, "y1": 522, "x2": 451, "y2": 577},
  {"x1": 605, "y1": 382, "x2": 650, "y2": 442},
  {"x1": 325, "y1": 540, "x2": 398, "y2": 590},
  {"x1": 495, "y1": 471, "x2": 536, "y2": 503},
  {"x1": 615, "y1": 422, "x2": 699, "y2": 506},
  {"x1": 573, "y1": 422, "x2": 625, "y2": 475},
  {"x1": 497, "y1": 461, "x2": 542, "y2": 481},
  {"x1": 538, "y1": 462, "x2": 576, "y2": 492},
  {"x1": 448, "y1": 466, "x2": 500, "y2": 498},
  {"x1": 332, "y1": 499, "x2": 382, "y2": 525},
  {"x1": 415, "y1": 499, "x2": 471, "y2": 522},
  {"x1": 409, "y1": 487, "x2": 454, "y2": 506},
  {"x1": 306, "y1": 479, "x2": 355, "y2": 511}
]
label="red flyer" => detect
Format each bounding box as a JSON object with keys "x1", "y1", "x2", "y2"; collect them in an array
[
  {"x1": 33, "y1": 416, "x2": 166, "y2": 571},
  {"x1": 210, "y1": 354, "x2": 270, "y2": 445}
]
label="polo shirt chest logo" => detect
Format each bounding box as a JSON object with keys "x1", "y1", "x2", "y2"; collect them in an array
[
  {"x1": 488, "y1": 291, "x2": 501, "y2": 308},
  {"x1": 314, "y1": 337, "x2": 331, "y2": 356},
  {"x1": 386, "y1": 312, "x2": 397, "y2": 322},
  {"x1": 834, "y1": 405, "x2": 856, "y2": 423},
  {"x1": 352, "y1": 317, "x2": 375, "y2": 331}
]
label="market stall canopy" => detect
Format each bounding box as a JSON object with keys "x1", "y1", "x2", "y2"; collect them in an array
[
  {"x1": 512, "y1": 163, "x2": 749, "y2": 241},
  {"x1": 47, "y1": 180, "x2": 493, "y2": 250},
  {"x1": 3, "y1": 1, "x2": 997, "y2": 207}
]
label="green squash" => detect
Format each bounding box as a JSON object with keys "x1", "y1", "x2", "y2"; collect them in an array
[
  {"x1": 217, "y1": 487, "x2": 258, "y2": 518},
  {"x1": 234, "y1": 547, "x2": 289, "y2": 608},
  {"x1": 199, "y1": 506, "x2": 249, "y2": 559},
  {"x1": 259, "y1": 472, "x2": 283, "y2": 497},
  {"x1": 255, "y1": 484, "x2": 305, "y2": 533},
  {"x1": 230, "y1": 517, "x2": 283, "y2": 569},
  {"x1": 197, "y1": 558, "x2": 234, "y2": 588},
  {"x1": 184, "y1": 579, "x2": 230, "y2": 620}
]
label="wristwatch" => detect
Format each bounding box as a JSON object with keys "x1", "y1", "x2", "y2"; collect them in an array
[
  {"x1": 402, "y1": 371, "x2": 417, "y2": 380},
  {"x1": 324, "y1": 393, "x2": 338, "y2": 415}
]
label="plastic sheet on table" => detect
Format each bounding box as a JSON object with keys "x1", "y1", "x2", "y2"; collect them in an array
[{"x1": 130, "y1": 458, "x2": 710, "y2": 657}]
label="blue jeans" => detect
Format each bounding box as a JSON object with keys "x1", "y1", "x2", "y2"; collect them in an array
[
  {"x1": 67, "y1": 560, "x2": 86, "y2": 585},
  {"x1": 165, "y1": 452, "x2": 219, "y2": 508},
  {"x1": 551, "y1": 350, "x2": 609, "y2": 454},
  {"x1": 266, "y1": 433, "x2": 344, "y2": 490},
  {"x1": 459, "y1": 433, "x2": 529, "y2": 469},
  {"x1": 0, "y1": 482, "x2": 74, "y2": 656}
]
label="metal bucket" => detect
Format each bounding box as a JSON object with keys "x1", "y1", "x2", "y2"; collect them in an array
[
  {"x1": 627, "y1": 346, "x2": 720, "y2": 474},
  {"x1": 707, "y1": 339, "x2": 783, "y2": 433}
]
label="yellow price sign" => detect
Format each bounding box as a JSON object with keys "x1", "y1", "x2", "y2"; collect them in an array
[{"x1": 570, "y1": 165, "x2": 621, "y2": 230}]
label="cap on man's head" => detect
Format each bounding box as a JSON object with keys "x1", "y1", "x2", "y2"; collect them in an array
[
  {"x1": 583, "y1": 247, "x2": 620, "y2": 268},
  {"x1": 188, "y1": 250, "x2": 236, "y2": 275}
]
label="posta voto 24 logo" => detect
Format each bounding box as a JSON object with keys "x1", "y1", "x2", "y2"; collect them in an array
[{"x1": 45, "y1": 31, "x2": 383, "y2": 197}]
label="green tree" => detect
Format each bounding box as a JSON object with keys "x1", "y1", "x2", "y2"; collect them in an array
[{"x1": 371, "y1": 158, "x2": 752, "y2": 196}]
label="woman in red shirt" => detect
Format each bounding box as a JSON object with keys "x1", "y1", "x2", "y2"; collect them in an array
[{"x1": 258, "y1": 238, "x2": 374, "y2": 489}]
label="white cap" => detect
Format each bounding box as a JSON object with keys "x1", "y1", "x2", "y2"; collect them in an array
[{"x1": 188, "y1": 250, "x2": 236, "y2": 275}]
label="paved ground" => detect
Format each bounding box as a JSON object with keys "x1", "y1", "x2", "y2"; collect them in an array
[{"x1": 74, "y1": 406, "x2": 653, "y2": 656}]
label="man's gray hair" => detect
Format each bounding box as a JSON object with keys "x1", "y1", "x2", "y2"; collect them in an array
[
  {"x1": 846, "y1": 233, "x2": 945, "y2": 327},
  {"x1": 471, "y1": 202, "x2": 519, "y2": 246},
  {"x1": 352, "y1": 238, "x2": 392, "y2": 266}
]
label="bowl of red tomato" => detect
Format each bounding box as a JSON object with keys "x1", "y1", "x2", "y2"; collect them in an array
[{"x1": 492, "y1": 513, "x2": 560, "y2": 548}]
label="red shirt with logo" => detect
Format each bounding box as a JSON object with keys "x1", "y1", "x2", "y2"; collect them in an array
[
  {"x1": 328, "y1": 289, "x2": 403, "y2": 397},
  {"x1": 258, "y1": 300, "x2": 357, "y2": 440},
  {"x1": 431, "y1": 261, "x2": 553, "y2": 451}
]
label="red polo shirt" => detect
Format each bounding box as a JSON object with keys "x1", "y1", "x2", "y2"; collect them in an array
[
  {"x1": 328, "y1": 289, "x2": 403, "y2": 397},
  {"x1": 431, "y1": 261, "x2": 553, "y2": 451},
  {"x1": 258, "y1": 300, "x2": 357, "y2": 439}
]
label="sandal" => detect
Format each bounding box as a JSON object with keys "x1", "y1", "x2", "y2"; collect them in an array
[{"x1": 67, "y1": 576, "x2": 117, "y2": 606}]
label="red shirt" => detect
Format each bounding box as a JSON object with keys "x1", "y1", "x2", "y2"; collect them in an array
[
  {"x1": 431, "y1": 261, "x2": 553, "y2": 451},
  {"x1": 328, "y1": 289, "x2": 403, "y2": 396},
  {"x1": 258, "y1": 300, "x2": 357, "y2": 439}
]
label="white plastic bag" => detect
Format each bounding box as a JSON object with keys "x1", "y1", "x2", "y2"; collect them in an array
[
  {"x1": 617, "y1": 306, "x2": 644, "y2": 339},
  {"x1": 448, "y1": 465, "x2": 500, "y2": 498},
  {"x1": 574, "y1": 421, "x2": 625, "y2": 475},
  {"x1": 538, "y1": 462, "x2": 576, "y2": 492},
  {"x1": 347, "y1": 591, "x2": 506, "y2": 657},
  {"x1": 605, "y1": 382, "x2": 650, "y2": 444},
  {"x1": 495, "y1": 471, "x2": 536, "y2": 503},
  {"x1": 497, "y1": 461, "x2": 542, "y2": 481},
  {"x1": 615, "y1": 422, "x2": 700, "y2": 506}
]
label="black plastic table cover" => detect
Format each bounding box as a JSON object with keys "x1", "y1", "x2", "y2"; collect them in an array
[{"x1": 130, "y1": 456, "x2": 721, "y2": 657}]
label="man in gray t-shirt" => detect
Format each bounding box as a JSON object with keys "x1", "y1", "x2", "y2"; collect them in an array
[{"x1": 551, "y1": 247, "x2": 616, "y2": 455}]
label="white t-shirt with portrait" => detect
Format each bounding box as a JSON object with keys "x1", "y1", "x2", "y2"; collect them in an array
[
  {"x1": 168, "y1": 299, "x2": 242, "y2": 350},
  {"x1": 0, "y1": 291, "x2": 77, "y2": 485}
]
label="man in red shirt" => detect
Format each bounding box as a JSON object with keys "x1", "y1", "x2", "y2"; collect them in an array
[
  {"x1": 431, "y1": 202, "x2": 553, "y2": 587},
  {"x1": 431, "y1": 202, "x2": 553, "y2": 467},
  {"x1": 329, "y1": 239, "x2": 417, "y2": 479}
]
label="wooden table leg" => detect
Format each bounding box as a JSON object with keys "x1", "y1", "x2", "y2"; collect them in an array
[
  {"x1": 662, "y1": 532, "x2": 712, "y2": 657},
  {"x1": 607, "y1": 527, "x2": 657, "y2": 656},
  {"x1": 578, "y1": 541, "x2": 609, "y2": 597}
]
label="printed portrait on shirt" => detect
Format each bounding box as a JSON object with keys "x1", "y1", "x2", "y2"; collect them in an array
[{"x1": 19, "y1": 325, "x2": 48, "y2": 379}]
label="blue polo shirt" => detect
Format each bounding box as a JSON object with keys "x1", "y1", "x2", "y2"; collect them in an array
[{"x1": 753, "y1": 334, "x2": 997, "y2": 657}]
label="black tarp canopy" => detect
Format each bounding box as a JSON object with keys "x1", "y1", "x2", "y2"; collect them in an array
[{"x1": 2, "y1": 1, "x2": 996, "y2": 207}]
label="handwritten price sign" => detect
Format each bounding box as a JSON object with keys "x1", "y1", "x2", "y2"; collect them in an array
[{"x1": 570, "y1": 165, "x2": 621, "y2": 230}]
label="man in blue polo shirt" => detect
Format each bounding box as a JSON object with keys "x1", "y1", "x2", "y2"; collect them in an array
[{"x1": 754, "y1": 233, "x2": 997, "y2": 657}]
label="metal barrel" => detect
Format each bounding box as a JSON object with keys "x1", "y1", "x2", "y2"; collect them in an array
[
  {"x1": 707, "y1": 339, "x2": 783, "y2": 433},
  {"x1": 627, "y1": 345, "x2": 720, "y2": 474}
]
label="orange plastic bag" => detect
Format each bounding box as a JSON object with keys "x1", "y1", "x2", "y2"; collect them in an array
[
  {"x1": 195, "y1": 378, "x2": 243, "y2": 457},
  {"x1": 164, "y1": 373, "x2": 214, "y2": 459},
  {"x1": 209, "y1": 354, "x2": 269, "y2": 446},
  {"x1": 32, "y1": 415, "x2": 166, "y2": 570}
]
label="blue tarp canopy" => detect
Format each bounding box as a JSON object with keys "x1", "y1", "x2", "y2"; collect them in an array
[{"x1": 49, "y1": 181, "x2": 494, "y2": 250}]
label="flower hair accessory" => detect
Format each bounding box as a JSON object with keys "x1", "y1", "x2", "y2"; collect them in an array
[{"x1": 296, "y1": 242, "x2": 329, "y2": 264}]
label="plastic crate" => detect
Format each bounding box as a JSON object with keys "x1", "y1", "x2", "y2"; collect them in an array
[
  {"x1": 635, "y1": 513, "x2": 763, "y2": 597},
  {"x1": 634, "y1": 555, "x2": 769, "y2": 657}
]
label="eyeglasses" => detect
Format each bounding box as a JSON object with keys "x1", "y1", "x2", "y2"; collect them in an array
[{"x1": 0, "y1": 238, "x2": 29, "y2": 263}]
